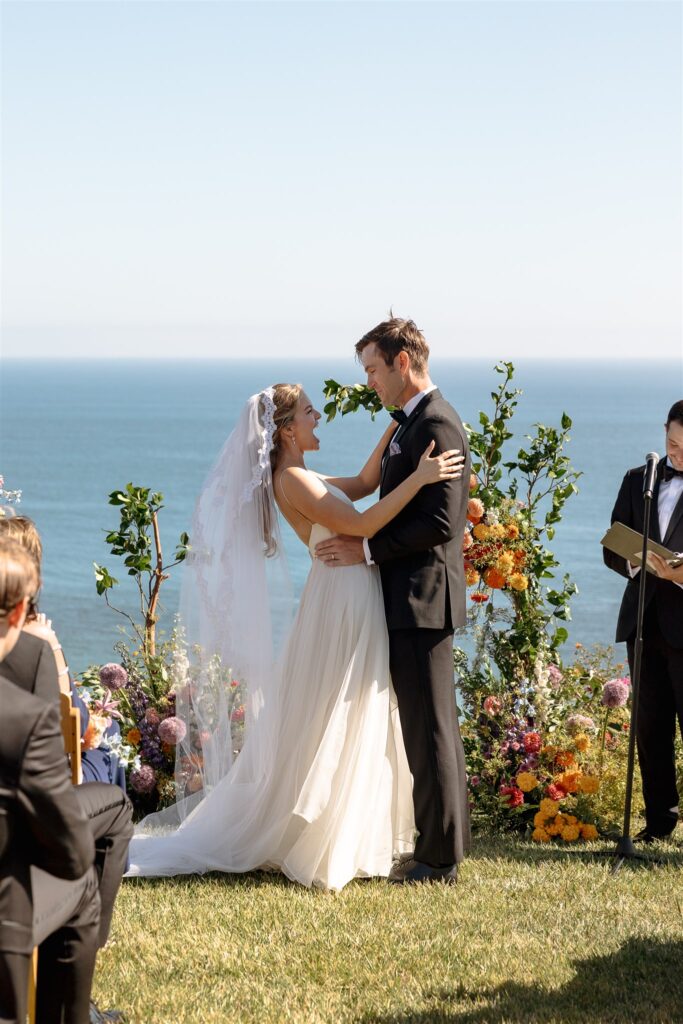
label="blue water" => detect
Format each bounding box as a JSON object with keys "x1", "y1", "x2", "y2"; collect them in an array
[{"x1": 1, "y1": 358, "x2": 681, "y2": 671}]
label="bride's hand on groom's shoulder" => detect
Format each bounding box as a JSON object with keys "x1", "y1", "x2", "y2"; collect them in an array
[
  {"x1": 415, "y1": 442, "x2": 464, "y2": 486},
  {"x1": 315, "y1": 535, "x2": 365, "y2": 567}
]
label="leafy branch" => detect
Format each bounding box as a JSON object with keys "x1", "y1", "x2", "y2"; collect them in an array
[{"x1": 93, "y1": 483, "x2": 189, "y2": 659}]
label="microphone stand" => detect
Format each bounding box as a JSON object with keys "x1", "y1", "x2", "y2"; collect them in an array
[{"x1": 611, "y1": 461, "x2": 658, "y2": 875}]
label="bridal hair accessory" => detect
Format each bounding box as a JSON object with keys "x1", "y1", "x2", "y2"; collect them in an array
[
  {"x1": 0, "y1": 476, "x2": 22, "y2": 519},
  {"x1": 241, "y1": 387, "x2": 276, "y2": 506}
]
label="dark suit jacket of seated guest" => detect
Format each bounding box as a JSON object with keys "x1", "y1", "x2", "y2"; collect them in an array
[
  {"x1": 0, "y1": 677, "x2": 95, "y2": 956},
  {"x1": 2, "y1": 631, "x2": 126, "y2": 788}
]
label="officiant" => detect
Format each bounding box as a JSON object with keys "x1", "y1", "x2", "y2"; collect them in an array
[{"x1": 603, "y1": 399, "x2": 683, "y2": 843}]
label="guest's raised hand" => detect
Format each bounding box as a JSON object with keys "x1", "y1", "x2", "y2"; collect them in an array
[{"x1": 415, "y1": 441, "x2": 464, "y2": 486}]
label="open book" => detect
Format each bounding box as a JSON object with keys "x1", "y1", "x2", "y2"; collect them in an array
[{"x1": 601, "y1": 522, "x2": 683, "y2": 575}]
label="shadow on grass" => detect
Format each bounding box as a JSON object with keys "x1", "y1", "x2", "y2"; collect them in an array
[
  {"x1": 124, "y1": 870, "x2": 300, "y2": 891},
  {"x1": 466, "y1": 834, "x2": 683, "y2": 871},
  {"x1": 362, "y1": 937, "x2": 683, "y2": 1023}
]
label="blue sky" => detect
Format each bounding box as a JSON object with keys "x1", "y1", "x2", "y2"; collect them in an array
[{"x1": 1, "y1": 0, "x2": 681, "y2": 359}]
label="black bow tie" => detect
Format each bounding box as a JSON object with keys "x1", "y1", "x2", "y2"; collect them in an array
[
  {"x1": 390, "y1": 409, "x2": 408, "y2": 425},
  {"x1": 663, "y1": 463, "x2": 683, "y2": 482}
]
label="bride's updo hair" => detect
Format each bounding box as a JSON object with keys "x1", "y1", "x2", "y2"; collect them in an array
[{"x1": 267, "y1": 383, "x2": 303, "y2": 474}]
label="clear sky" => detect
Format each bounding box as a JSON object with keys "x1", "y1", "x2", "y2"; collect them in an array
[{"x1": 1, "y1": 0, "x2": 681, "y2": 360}]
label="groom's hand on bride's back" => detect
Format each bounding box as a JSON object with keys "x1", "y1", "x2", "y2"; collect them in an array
[{"x1": 315, "y1": 535, "x2": 365, "y2": 566}]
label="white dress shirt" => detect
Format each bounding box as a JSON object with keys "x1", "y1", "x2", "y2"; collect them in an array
[
  {"x1": 363, "y1": 385, "x2": 438, "y2": 565},
  {"x1": 627, "y1": 459, "x2": 683, "y2": 587}
]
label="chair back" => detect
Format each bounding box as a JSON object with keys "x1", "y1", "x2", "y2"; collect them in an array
[{"x1": 59, "y1": 691, "x2": 82, "y2": 785}]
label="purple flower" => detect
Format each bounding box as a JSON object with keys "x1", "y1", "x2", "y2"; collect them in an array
[
  {"x1": 602, "y1": 679, "x2": 629, "y2": 708},
  {"x1": 130, "y1": 765, "x2": 157, "y2": 794},
  {"x1": 99, "y1": 663, "x2": 128, "y2": 691},
  {"x1": 548, "y1": 664, "x2": 563, "y2": 688},
  {"x1": 158, "y1": 716, "x2": 187, "y2": 745}
]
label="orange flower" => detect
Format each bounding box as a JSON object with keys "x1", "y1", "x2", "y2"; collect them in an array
[
  {"x1": 467, "y1": 498, "x2": 485, "y2": 520},
  {"x1": 462, "y1": 531, "x2": 474, "y2": 552},
  {"x1": 484, "y1": 568, "x2": 506, "y2": 589},
  {"x1": 126, "y1": 728, "x2": 141, "y2": 746},
  {"x1": 469, "y1": 473, "x2": 478, "y2": 492},
  {"x1": 506, "y1": 523, "x2": 520, "y2": 540},
  {"x1": 496, "y1": 552, "x2": 515, "y2": 576},
  {"x1": 561, "y1": 824, "x2": 581, "y2": 842},
  {"x1": 513, "y1": 549, "x2": 526, "y2": 566},
  {"x1": 465, "y1": 568, "x2": 480, "y2": 587},
  {"x1": 532, "y1": 827, "x2": 550, "y2": 843},
  {"x1": 556, "y1": 770, "x2": 581, "y2": 794},
  {"x1": 555, "y1": 750, "x2": 576, "y2": 768},
  {"x1": 573, "y1": 734, "x2": 591, "y2": 752},
  {"x1": 471, "y1": 591, "x2": 489, "y2": 603},
  {"x1": 581, "y1": 823, "x2": 599, "y2": 840}
]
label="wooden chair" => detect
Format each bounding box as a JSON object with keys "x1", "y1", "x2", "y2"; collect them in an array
[{"x1": 27, "y1": 692, "x2": 82, "y2": 1021}]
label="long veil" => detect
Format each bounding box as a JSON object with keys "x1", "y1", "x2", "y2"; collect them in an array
[{"x1": 138, "y1": 388, "x2": 293, "y2": 830}]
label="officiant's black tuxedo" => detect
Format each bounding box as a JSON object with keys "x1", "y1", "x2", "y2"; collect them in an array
[
  {"x1": 369, "y1": 389, "x2": 471, "y2": 867},
  {"x1": 604, "y1": 459, "x2": 683, "y2": 836}
]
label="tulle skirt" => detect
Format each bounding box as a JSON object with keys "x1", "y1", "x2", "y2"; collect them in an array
[{"x1": 126, "y1": 559, "x2": 415, "y2": 890}]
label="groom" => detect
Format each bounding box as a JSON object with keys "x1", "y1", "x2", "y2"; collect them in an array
[{"x1": 315, "y1": 316, "x2": 471, "y2": 883}]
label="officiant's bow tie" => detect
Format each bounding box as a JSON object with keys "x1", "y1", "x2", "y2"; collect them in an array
[
  {"x1": 663, "y1": 464, "x2": 683, "y2": 482},
  {"x1": 390, "y1": 409, "x2": 408, "y2": 425}
]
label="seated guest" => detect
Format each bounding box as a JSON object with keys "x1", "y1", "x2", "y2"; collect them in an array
[
  {"x1": 0, "y1": 538, "x2": 133, "y2": 1023},
  {"x1": 0, "y1": 539, "x2": 100, "y2": 1024},
  {"x1": 0, "y1": 515, "x2": 125, "y2": 789}
]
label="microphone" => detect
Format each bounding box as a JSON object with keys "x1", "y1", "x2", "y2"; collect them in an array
[{"x1": 643, "y1": 452, "x2": 659, "y2": 498}]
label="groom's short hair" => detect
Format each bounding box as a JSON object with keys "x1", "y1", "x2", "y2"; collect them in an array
[
  {"x1": 356, "y1": 317, "x2": 430, "y2": 375},
  {"x1": 666, "y1": 401, "x2": 683, "y2": 428}
]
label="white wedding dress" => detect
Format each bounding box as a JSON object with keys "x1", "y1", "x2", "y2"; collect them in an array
[{"x1": 127, "y1": 481, "x2": 415, "y2": 890}]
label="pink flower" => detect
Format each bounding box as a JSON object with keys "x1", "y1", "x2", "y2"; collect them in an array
[
  {"x1": 547, "y1": 664, "x2": 563, "y2": 687},
  {"x1": 462, "y1": 531, "x2": 474, "y2": 552},
  {"x1": 602, "y1": 679, "x2": 629, "y2": 708},
  {"x1": 130, "y1": 765, "x2": 157, "y2": 794},
  {"x1": 158, "y1": 716, "x2": 187, "y2": 745},
  {"x1": 523, "y1": 731, "x2": 542, "y2": 754},
  {"x1": 91, "y1": 689, "x2": 122, "y2": 723},
  {"x1": 231, "y1": 706, "x2": 245, "y2": 723},
  {"x1": 546, "y1": 783, "x2": 565, "y2": 801},
  {"x1": 98, "y1": 663, "x2": 128, "y2": 691},
  {"x1": 145, "y1": 708, "x2": 161, "y2": 726},
  {"x1": 483, "y1": 696, "x2": 502, "y2": 716},
  {"x1": 469, "y1": 775, "x2": 481, "y2": 787}
]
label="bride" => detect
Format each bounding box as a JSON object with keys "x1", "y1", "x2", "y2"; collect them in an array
[{"x1": 127, "y1": 384, "x2": 463, "y2": 890}]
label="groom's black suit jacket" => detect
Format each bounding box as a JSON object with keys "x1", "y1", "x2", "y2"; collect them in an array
[
  {"x1": 369, "y1": 389, "x2": 470, "y2": 631},
  {"x1": 603, "y1": 459, "x2": 683, "y2": 648}
]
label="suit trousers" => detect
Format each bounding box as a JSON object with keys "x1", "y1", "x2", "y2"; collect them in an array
[
  {"x1": 76, "y1": 782, "x2": 133, "y2": 947},
  {"x1": 0, "y1": 867, "x2": 100, "y2": 1024},
  {"x1": 388, "y1": 628, "x2": 470, "y2": 867},
  {"x1": 628, "y1": 606, "x2": 683, "y2": 835}
]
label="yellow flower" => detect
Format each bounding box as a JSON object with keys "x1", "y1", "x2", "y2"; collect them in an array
[
  {"x1": 561, "y1": 824, "x2": 581, "y2": 842},
  {"x1": 574, "y1": 733, "x2": 591, "y2": 752},
  {"x1": 532, "y1": 827, "x2": 550, "y2": 843},
  {"x1": 541, "y1": 745, "x2": 559, "y2": 759},
  {"x1": 496, "y1": 552, "x2": 515, "y2": 576},
  {"x1": 472, "y1": 523, "x2": 489, "y2": 541},
  {"x1": 488, "y1": 523, "x2": 506, "y2": 540},
  {"x1": 509, "y1": 572, "x2": 528, "y2": 592},
  {"x1": 578, "y1": 774, "x2": 600, "y2": 795},
  {"x1": 540, "y1": 798, "x2": 559, "y2": 818},
  {"x1": 465, "y1": 567, "x2": 480, "y2": 587},
  {"x1": 516, "y1": 772, "x2": 539, "y2": 793},
  {"x1": 581, "y1": 823, "x2": 599, "y2": 840}
]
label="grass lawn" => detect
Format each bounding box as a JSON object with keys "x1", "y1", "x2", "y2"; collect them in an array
[{"x1": 95, "y1": 835, "x2": 683, "y2": 1024}]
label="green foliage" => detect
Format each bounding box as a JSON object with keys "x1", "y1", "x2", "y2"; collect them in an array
[
  {"x1": 93, "y1": 482, "x2": 189, "y2": 658},
  {"x1": 322, "y1": 379, "x2": 384, "y2": 421}
]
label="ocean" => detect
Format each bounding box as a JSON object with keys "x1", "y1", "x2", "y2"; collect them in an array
[{"x1": 1, "y1": 357, "x2": 681, "y2": 672}]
